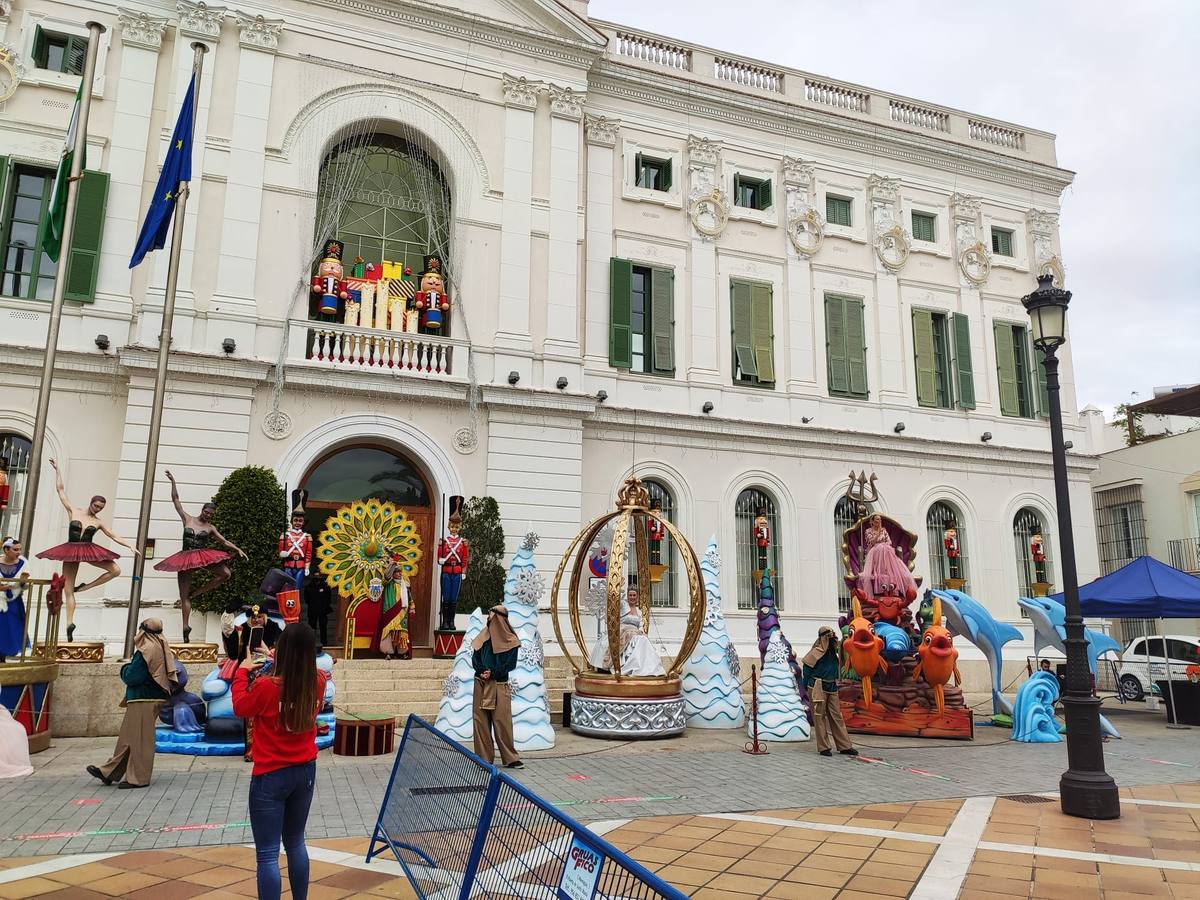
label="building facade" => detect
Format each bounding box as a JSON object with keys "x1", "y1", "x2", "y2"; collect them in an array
[{"x1": 0, "y1": 0, "x2": 1100, "y2": 653}]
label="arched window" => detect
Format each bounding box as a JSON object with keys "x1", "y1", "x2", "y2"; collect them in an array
[
  {"x1": 834, "y1": 494, "x2": 873, "y2": 614},
  {"x1": 736, "y1": 487, "x2": 781, "y2": 610},
  {"x1": 643, "y1": 479, "x2": 676, "y2": 608},
  {"x1": 927, "y1": 500, "x2": 969, "y2": 589},
  {"x1": 1013, "y1": 506, "x2": 1053, "y2": 600},
  {"x1": 0, "y1": 433, "x2": 31, "y2": 540},
  {"x1": 316, "y1": 134, "x2": 450, "y2": 320},
  {"x1": 302, "y1": 445, "x2": 432, "y2": 509}
]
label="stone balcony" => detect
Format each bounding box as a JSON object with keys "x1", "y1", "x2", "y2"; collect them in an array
[
  {"x1": 597, "y1": 21, "x2": 1057, "y2": 165},
  {"x1": 286, "y1": 319, "x2": 469, "y2": 381}
]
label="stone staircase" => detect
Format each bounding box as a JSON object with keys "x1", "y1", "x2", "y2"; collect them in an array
[{"x1": 333, "y1": 656, "x2": 576, "y2": 724}]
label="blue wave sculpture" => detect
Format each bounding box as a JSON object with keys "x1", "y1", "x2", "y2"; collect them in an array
[
  {"x1": 873, "y1": 622, "x2": 912, "y2": 663},
  {"x1": 1011, "y1": 670, "x2": 1062, "y2": 743}
]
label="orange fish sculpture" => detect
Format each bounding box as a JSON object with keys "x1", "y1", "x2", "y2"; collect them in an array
[
  {"x1": 912, "y1": 595, "x2": 961, "y2": 716},
  {"x1": 843, "y1": 595, "x2": 888, "y2": 707}
]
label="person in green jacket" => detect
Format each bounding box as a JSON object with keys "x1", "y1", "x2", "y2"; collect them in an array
[
  {"x1": 802, "y1": 626, "x2": 857, "y2": 758},
  {"x1": 87, "y1": 618, "x2": 177, "y2": 788},
  {"x1": 471, "y1": 604, "x2": 523, "y2": 769}
]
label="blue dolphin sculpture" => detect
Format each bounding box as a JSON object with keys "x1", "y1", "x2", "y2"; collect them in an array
[
  {"x1": 1017, "y1": 595, "x2": 1122, "y2": 739},
  {"x1": 873, "y1": 621, "x2": 912, "y2": 663},
  {"x1": 932, "y1": 589, "x2": 1023, "y2": 716}
]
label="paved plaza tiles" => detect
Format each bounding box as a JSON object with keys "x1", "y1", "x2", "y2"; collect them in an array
[{"x1": 0, "y1": 705, "x2": 1195, "y2": 897}]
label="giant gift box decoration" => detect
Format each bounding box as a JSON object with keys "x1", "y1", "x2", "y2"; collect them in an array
[{"x1": 313, "y1": 238, "x2": 448, "y2": 336}]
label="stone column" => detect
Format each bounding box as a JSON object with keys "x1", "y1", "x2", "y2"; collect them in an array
[
  {"x1": 494, "y1": 74, "x2": 539, "y2": 363},
  {"x1": 543, "y1": 84, "x2": 583, "y2": 371},
  {"x1": 951, "y1": 193, "x2": 991, "y2": 411},
  {"x1": 99, "y1": 10, "x2": 168, "y2": 302},
  {"x1": 867, "y1": 174, "x2": 910, "y2": 403},
  {"x1": 782, "y1": 157, "x2": 821, "y2": 391},
  {"x1": 146, "y1": 0, "x2": 224, "y2": 338},
  {"x1": 210, "y1": 13, "x2": 282, "y2": 344},
  {"x1": 582, "y1": 115, "x2": 618, "y2": 367},
  {"x1": 685, "y1": 135, "x2": 727, "y2": 383}
]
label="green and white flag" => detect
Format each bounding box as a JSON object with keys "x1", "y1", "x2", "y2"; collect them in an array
[{"x1": 43, "y1": 78, "x2": 86, "y2": 263}]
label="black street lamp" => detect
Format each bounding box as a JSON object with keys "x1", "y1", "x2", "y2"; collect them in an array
[{"x1": 1021, "y1": 273, "x2": 1120, "y2": 820}]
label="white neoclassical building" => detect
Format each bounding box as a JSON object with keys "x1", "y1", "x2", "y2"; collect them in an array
[{"x1": 0, "y1": 0, "x2": 1099, "y2": 655}]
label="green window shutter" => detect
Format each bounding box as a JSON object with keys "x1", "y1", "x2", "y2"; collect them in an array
[
  {"x1": 661, "y1": 159, "x2": 672, "y2": 192},
  {"x1": 650, "y1": 266, "x2": 674, "y2": 374},
  {"x1": 757, "y1": 179, "x2": 772, "y2": 211},
  {"x1": 912, "y1": 213, "x2": 935, "y2": 242},
  {"x1": 1033, "y1": 341, "x2": 1050, "y2": 418},
  {"x1": 63, "y1": 169, "x2": 109, "y2": 304},
  {"x1": 994, "y1": 321, "x2": 1019, "y2": 416},
  {"x1": 912, "y1": 309, "x2": 937, "y2": 407},
  {"x1": 952, "y1": 312, "x2": 976, "y2": 410},
  {"x1": 751, "y1": 281, "x2": 774, "y2": 384},
  {"x1": 32, "y1": 27, "x2": 47, "y2": 67},
  {"x1": 846, "y1": 298, "x2": 868, "y2": 398},
  {"x1": 0, "y1": 156, "x2": 9, "y2": 218},
  {"x1": 731, "y1": 279, "x2": 757, "y2": 377},
  {"x1": 634, "y1": 152, "x2": 644, "y2": 188},
  {"x1": 608, "y1": 257, "x2": 633, "y2": 368},
  {"x1": 825, "y1": 294, "x2": 849, "y2": 394}
]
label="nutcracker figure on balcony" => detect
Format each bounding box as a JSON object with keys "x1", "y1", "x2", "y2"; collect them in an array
[
  {"x1": 754, "y1": 506, "x2": 771, "y2": 574},
  {"x1": 413, "y1": 254, "x2": 450, "y2": 334},
  {"x1": 647, "y1": 498, "x2": 665, "y2": 566},
  {"x1": 1030, "y1": 531, "x2": 1047, "y2": 584},
  {"x1": 944, "y1": 526, "x2": 961, "y2": 581},
  {"x1": 310, "y1": 239, "x2": 348, "y2": 318}
]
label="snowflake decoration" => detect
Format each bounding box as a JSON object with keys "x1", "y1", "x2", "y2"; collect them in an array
[
  {"x1": 725, "y1": 641, "x2": 742, "y2": 678},
  {"x1": 510, "y1": 568, "x2": 545, "y2": 606},
  {"x1": 703, "y1": 546, "x2": 722, "y2": 577},
  {"x1": 519, "y1": 633, "x2": 545, "y2": 669},
  {"x1": 442, "y1": 674, "x2": 466, "y2": 699},
  {"x1": 765, "y1": 631, "x2": 789, "y2": 664},
  {"x1": 521, "y1": 532, "x2": 541, "y2": 551},
  {"x1": 703, "y1": 591, "x2": 724, "y2": 627},
  {"x1": 582, "y1": 577, "x2": 608, "y2": 617}
]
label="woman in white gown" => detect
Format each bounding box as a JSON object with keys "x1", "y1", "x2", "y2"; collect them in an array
[
  {"x1": 588, "y1": 588, "x2": 665, "y2": 676},
  {"x1": 0, "y1": 705, "x2": 32, "y2": 779}
]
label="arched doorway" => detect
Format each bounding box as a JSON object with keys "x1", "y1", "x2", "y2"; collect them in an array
[
  {"x1": 0, "y1": 433, "x2": 31, "y2": 540},
  {"x1": 301, "y1": 443, "x2": 436, "y2": 649}
]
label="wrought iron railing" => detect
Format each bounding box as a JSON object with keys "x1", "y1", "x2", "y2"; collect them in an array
[{"x1": 1168, "y1": 537, "x2": 1200, "y2": 574}]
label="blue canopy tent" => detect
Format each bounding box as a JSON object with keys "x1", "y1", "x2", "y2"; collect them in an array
[
  {"x1": 1052, "y1": 556, "x2": 1200, "y2": 618},
  {"x1": 1054, "y1": 556, "x2": 1200, "y2": 725}
]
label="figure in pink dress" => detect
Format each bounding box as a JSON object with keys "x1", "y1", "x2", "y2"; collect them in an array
[{"x1": 858, "y1": 514, "x2": 918, "y2": 603}]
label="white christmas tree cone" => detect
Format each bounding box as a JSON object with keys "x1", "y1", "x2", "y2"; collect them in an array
[
  {"x1": 682, "y1": 536, "x2": 745, "y2": 728},
  {"x1": 505, "y1": 534, "x2": 555, "y2": 750},
  {"x1": 750, "y1": 631, "x2": 811, "y2": 741},
  {"x1": 435, "y1": 607, "x2": 484, "y2": 742}
]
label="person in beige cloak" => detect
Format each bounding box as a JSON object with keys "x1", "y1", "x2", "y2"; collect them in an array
[
  {"x1": 471, "y1": 605, "x2": 524, "y2": 769},
  {"x1": 801, "y1": 626, "x2": 858, "y2": 758},
  {"x1": 87, "y1": 618, "x2": 177, "y2": 788}
]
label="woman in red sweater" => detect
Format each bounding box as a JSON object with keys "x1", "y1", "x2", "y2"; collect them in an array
[{"x1": 233, "y1": 622, "x2": 327, "y2": 900}]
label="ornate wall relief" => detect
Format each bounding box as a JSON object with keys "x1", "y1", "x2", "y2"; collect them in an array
[
  {"x1": 1027, "y1": 208, "x2": 1065, "y2": 286},
  {"x1": 951, "y1": 193, "x2": 990, "y2": 287},
  {"x1": 868, "y1": 174, "x2": 910, "y2": 273},
  {"x1": 783, "y1": 156, "x2": 824, "y2": 257},
  {"x1": 686, "y1": 135, "x2": 728, "y2": 239}
]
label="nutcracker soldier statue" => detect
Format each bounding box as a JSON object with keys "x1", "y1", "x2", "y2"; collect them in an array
[
  {"x1": 433, "y1": 496, "x2": 468, "y2": 658},
  {"x1": 1030, "y1": 531, "x2": 1047, "y2": 585},
  {"x1": 943, "y1": 526, "x2": 961, "y2": 582},
  {"x1": 647, "y1": 498, "x2": 666, "y2": 567},
  {"x1": 413, "y1": 254, "x2": 450, "y2": 333},
  {"x1": 278, "y1": 490, "x2": 312, "y2": 593},
  {"x1": 310, "y1": 239, "x2": 348, "y2": 318},
  {"x1": 754, "y1": 506, "x2": 771, "y2": 574}
]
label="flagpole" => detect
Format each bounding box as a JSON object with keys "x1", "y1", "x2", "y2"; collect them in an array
[
  {"x1": 122, "y1": 42, "x2": 208, "y2": 658},
  {"x1": 17, "y1": 21, "x2": 105, "y2": 553}
]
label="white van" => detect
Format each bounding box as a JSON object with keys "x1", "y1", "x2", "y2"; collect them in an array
[{"x1": 1117, "y1": 635, "x2": 1200, "y2": 700}]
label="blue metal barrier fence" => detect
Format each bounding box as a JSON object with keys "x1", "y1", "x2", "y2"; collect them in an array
[{"x1": 367, "y1": 715, "x2": 688, "y2": 900}]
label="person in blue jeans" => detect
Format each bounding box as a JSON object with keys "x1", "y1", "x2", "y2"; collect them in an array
[{"x1": 233, "y1": 622, "x2": 328, "y2": 900}]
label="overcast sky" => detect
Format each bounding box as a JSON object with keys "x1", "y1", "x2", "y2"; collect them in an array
[{"x1": 591, "y1": 0, "x2": 1200, "y2": 413}]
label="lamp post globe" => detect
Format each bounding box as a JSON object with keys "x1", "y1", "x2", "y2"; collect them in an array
[{"x1": 1021, "y1": 274, "x2": 1121, "y2": 820}]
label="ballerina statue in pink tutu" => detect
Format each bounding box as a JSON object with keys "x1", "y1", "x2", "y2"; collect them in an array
[
  {"x1": 154, "y1": 470, "x2": 247, "y2": 643},
  {"x1": 36, "y1": 458, "x2": 139, "y2": 642},
  {"x1": 858, "y1": 514, "x2": 918, "y2": 604}
]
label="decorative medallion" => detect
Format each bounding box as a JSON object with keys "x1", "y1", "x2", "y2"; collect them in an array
[
  {"x1": 874, "y1": 223, "x2": 911, "y2": 272},
  {"x1": 688, "y1": 187, "x2": 730, "y2": 238},
  {"x1": 452, "y1": 426, "x2": 477, "y2": 455},
  {"x1": 787, "y1": 207, "x2": 825, "y2": 257},
  {"x1": 958, "y1": 239, "x2": 991, "y2": 286},
  {"x1": 317, "y1": 500, "x2": 422, "y2": 600},
  {"x1": 1038, "y1": 254, "x2": 1065, "y2": 288},
  {"x1": 261, "y1": 409, "x2": 292, "y2": 440}
]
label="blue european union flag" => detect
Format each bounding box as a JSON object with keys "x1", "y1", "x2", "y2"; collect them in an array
[{"x1": 129, "y1": 75, "x2": 196, "y2": 268}]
